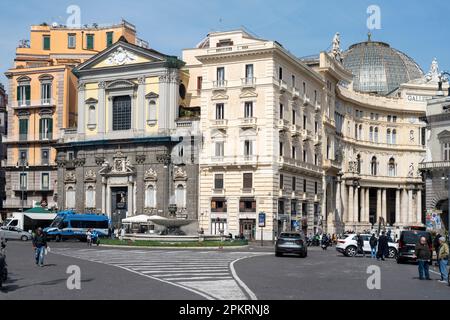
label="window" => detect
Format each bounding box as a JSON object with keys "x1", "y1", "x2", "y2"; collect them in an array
[
  {"x1": 240, "y1": 199, "x2": 256, "y2": 213},
  {"x1": 444, "y1": 143, "x2": 450, "y2": 161},
  {"x1": 145, "y1": 185, "x2": 156, "y2": 208},
  {"x1": 67, "y1": 151, "x2": 75, "y2": 161},
  {"x1": 244, "y1": 102, "x2": 253, "y2": 118},
  {"x1": 303, "y1": 82, "x2": 306, "y2": 95},
  {"x1": 387, "y1": 115, "x2": 392, "y2": 122},
  {"x1": 214, "y1": 174, "x2": 224, "y2": 190},
  {"x1": 19, "y1": 150, "x2": 28, "y2": 162},
  {"x1": 39, "y1": 118, "x2": 53, "y2": 140},
  {"x1": 41, "y1": 149, "x2": 50, "y2": 166},
  {"x1": 279, "y1": 142, "x2": 284, "y2": 157},
  {"x1": 386, "y1": 129, "x2": 392, "y2": 144},
  {"x1": 392, "y1": 130, "x2": 397, "y2": 144},
  {"x1": 43, "y1": 35, "x2": 50, "y2": 50},
  {"x1": 279, "y1": 67, "x2": 283, "y2": 80},
  {"x1": 374, "y1": 127, "x2": 379, "y2": 143},
  {"x1": 112, "y1": 96, "x2": 131, "y2": 131},
  {"x1": 292, "y1": 75, "x2": 296, "y2": 87},
  {"x1": 303, "y1": 179, "x2": 307, "y2": 193},
  {"x1": 147, "y1": 100, "x2": 157, "y2": 124},
  {"x1": 292, "y1": 110, "x2": 296, "y2": 125},
  {"x1": 211, "y1": 199, "x2": 227, "y2": 213},
  {"x1": 358, "y1": 125, "x2": 362, "y2": 140},
  {"x1": 216, "y1": 103, "x2": 224, "y2": 120},
  {"x1": 66, "y1": 187, "x2": 76, "y2": 209},
  {"x1": 86, "y1": 186, "x2": 95, "y2": 208},
  {"x1": 68, "y1": 34, "x2": 76, "y2": 49},
  {"x1": 393, "y1": 116, "x2": 397, "y2": 123},
  {"x1": 371, "y1": 157, "x2": 378, "y2": 176},
  {"x1": 244, "y1": 140, "x2": 253, "y2": 157},
  {"x1": 315, "y1": 121, "x2": 319, "y2": 135},
  {"x1": 19, "y1": 118, "x2": 28, "y2": 141},
  {"x1": 88, "y1": 105, "x2": 96, "y2": 128},
  {"x1": 106, "y1": 31, "x2": 114, "y2": 47},
  {"x1": 369, "y1": 127, "x2": 373, "y2": 142},
  {"x1": 215, "y1": 142, "x2": 224, "y2": 157},
  {"x1": 315, "y1": 182, "x2": 318, "y2": 195},
  {"x1": 303, "y1": 115, "x2": 307, "y2": 129},
  {"x1": 292, "y1": 146, "x2": 296, "y2": 159},
  {"x1": 86, "y1": 34, "x2": 94, "y2": 50},
  {"x1": 245, "y1": 64, "x2": 254, "y2": 81},
  {"x1": 243, "y1": 173, "x2": 253, "y2": 189},
  {"x1": 17, "y1": 84, "x2": 31, "y2": 106},
  {"x1": 314, "y1": 153, "x2": 318, "y2": 166},
  {"x1": 388, "y1": 158, "x2": 396, "y2": 177},
  {"x1": 197, "y1": 77, "x2": 202, "y2": 91},
  {"x1": 176, "y1": 184, "x2": 186, "y2": 208},
  {"x1": 303, "y1": 149, "x2": 307, "y2": 162},
  {"x1": 20, "y1": 173, "x2": 27, "y2": 190},
  {"x1": 40, "y1": 173, "x2": 50, "y2": 190},
  {"x1": 292, "y1": 177, "x2": 297, "y2": 191},
  {"x1": 178, "y1": 145, "x2": 184, "y2": 158},
  {"x1": 356, "y1": 154, "x2": 361, "y2": 173},
  {"x1": 41, "y1": 82, "x2": 52, "y2": 105},
  {"x1": 278, "y1": 200, "x2": 285, "y2": 215},
  {"x1": 279, "y1": 104, "x2": 284, "y2": 119},
  {"x1": 279, "y1": 174, "x2": 284, "y2": 190},
  {"x1": 216, "y1": 67, "x2": 225, "y2": 85}
]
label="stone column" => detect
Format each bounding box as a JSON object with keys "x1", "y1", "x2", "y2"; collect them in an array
[
  {"x1": 78, "y1": 82, "x2": 86, "y2": 135},
  {"x1": 363, "y1": 188, "x2": 369, "y2": 223},
  {"x1": 102, "y1": 178, "x2": 107, "y2": 214},
  {"x1": 335, "y1": 180, "x2": 341, "y2": 222},
  {"x1": 359, "y1": 188, "x2": 365, "y2": 223},
  {"x1": 106, "y1": 186, "x2": 111, "y2": 220},
  {"x1": 401, "y1": 189, "x2": 408, "y2": 226},
  {"x1": 408, "y1": 189, "x2": 413, "y2": 225},
  {"x1": 342, "y1": 183, "x2": 347, "y2": 224},
  {"x1": 98, "y1": 82, "x2": 106, "y2": 134},
  {"x1": 137, "y1": 76, "x2": 146, "y2": 133},
  {"x1": 416, "y1": 189, "x2": 422, "y2": 224},
  {"x1": 376, "y1": 189, "x2": 382, "y2": 223},
  {"x1": 347, "y1": 185, "x2": 354, "y2": 224},
  {"x1": 395, "y1": 189, "x2": 401, "y2": 225},
  {"x1": 128, "y1": 179, "x2": 134, "y2": 217},
  {"x1": 382, "y1": 189, "x2": 387, "y2": 221}
]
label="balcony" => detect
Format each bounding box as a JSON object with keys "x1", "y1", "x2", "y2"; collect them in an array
[
  {"x1": 12, "y1": 99, "x2": 56, "y2": 109},
  {"x1": 278, "y1": 79, "x2": 288, "y2": 93},
  {"x1": 239, "y1": 117, "x2": 257, "y2": 128},
  {"x1": 301, "y1": 129, "x2": 313, "y2": 141},
  {"x1": 3, "y1": 134, "x2": 56, "y2": 144},
  {"x1": 315, "y1": 102, "x2": 321, "y2": 112},
  {"x1": 314, "y1": 134, "x2": 322, "y2": 145},
  {"x1": 211, "y1": 119, "x2": 228, "y2": 129},
  {"x1": 241, "y1": 77, "x2": 256, "y2": 89},
  {"x1": 419, "y1": 161, "x2": 450, "y2": 170},
  {"x1": 208, "y1": 155, "x2": 259, "y2": 166},
  {"x1": 278, "y1": 156, "x2": 322, "y2": 174},
  {"x1": 290, "y1": 124, "x2": 301, "y2": 137},
  {"x1": 213, "y1": 80, "x2": 227, "y2": 91},
  {"x1": 302, "y1": 95, "x2": 311, "y2": 106},
  {"x1": 277, "y1": 119, "x2": 290, "y2": 131},
  {"x1": 292, "y1": 88, "x2": 300, "y2": 100},
  {"x1": 3, "y1": 199, "x2": 35, "y2": 209}
]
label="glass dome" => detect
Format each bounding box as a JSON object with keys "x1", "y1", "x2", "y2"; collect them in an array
[{"x1": 342, "y1": 40, "x2": 424, "y2": 95}]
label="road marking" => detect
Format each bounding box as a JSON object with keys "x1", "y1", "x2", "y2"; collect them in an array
[{"x1": 51, "y1": 248, "x2": 270, "y2": 300}]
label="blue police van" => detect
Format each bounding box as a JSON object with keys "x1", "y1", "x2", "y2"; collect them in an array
[{"x1": 44, "y1": 211, "x2": 110, "y2": 242}]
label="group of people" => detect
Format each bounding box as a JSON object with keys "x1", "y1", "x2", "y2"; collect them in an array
[
  {"x1": 415, "y1": 235, "x2": 449, "y2": 284},
  {"x1": 354, "y1": 232, "x2": 390, "y2": 260},
  {"x1": 307, "y1": 233, "x2": 338, "y2": 247}
]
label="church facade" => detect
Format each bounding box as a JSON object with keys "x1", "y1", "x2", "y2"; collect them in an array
[{"x1": 55, "y1": 38, "x2": 200, "y2": 227}]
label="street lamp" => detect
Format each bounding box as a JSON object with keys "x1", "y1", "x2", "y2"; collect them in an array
[{"x1": 16, "y1": 159, "x2": 29, "y2": 213}]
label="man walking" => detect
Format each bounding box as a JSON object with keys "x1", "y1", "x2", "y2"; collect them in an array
[
  {"x1": 356, "y1": 233, "x2": 365, "y2": 257},
  {"x1": 414, "y1": 236, "x2": 432, "y2": 280},
  {"x1": 377, "y1": 231, "x2": 389, "y2": 261},
  {"x1": 437, "y1": 237, "x2": 449, "y2": 284},
  {"x1": 32, "y1": 228, "x2": 47, "y2": 267},
  {"x1": 369, "y1": 234, "x2": 378, "y2": 259},
  {"x1": 434, "y1": 233, "x2": 441, "y2": 266}
]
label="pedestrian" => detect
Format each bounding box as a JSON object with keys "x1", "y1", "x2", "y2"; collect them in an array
[
  {"x1": 86, "y1": 229, "x2": 92, "y2": 246},
  {"x1": 114, "y1": 227, "x2": 119, "y2": 239},
  {"x1": 437, "y1": 237, "x2": 449, "y2": 284},
  {"x1": 356, "y1": 233, "x2": 365, "y2": 257},
  {"x1": 32, "y1": 228, "x2": 47, "y2": 267},
  {"x1": 414, "y1": 236, "x2": 432, "y2": 280},
  {"x1": 433, "y1": 233, "x2": 441, "y2": 266},
  {"x1": 120, "y1": 227, "x2": 125, "y2": 241},
  {"x1": 369, "y1": 233, "x2": 378, "y2": 259},
  {"x1": 377, "y1": 231, "x2": 389, "y2": 261}
]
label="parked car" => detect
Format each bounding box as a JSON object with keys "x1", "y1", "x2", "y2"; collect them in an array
[
  {"x1": 336, "y1": 234, "x2": 398, "y2": 258},
  {"x1": 396, "y1": 230, "x2": 433, "y2": 264},
  {"x1": 0, "y1": 226, "x2": 32, "y2": 241},
  {"x1": 275, "y1": 232, "x2": 307, "y2": 258}
]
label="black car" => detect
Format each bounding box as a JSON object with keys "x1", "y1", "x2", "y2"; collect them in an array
[
  {"x1": 396, "y1": 230, "x2": 432, "y2": 264},
  {"x1": 275, "y1": 232, "x2": 307, "y2": 258}
]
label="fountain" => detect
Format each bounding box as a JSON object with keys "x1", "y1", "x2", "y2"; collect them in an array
[{"x1": 149, "y1": 204, "x2": 196, "y2": 236}]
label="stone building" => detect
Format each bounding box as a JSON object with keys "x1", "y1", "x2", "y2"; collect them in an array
[
  {"x1": 55, "y1": 37, "x2": 199, "y2": 227},
  {"x1": 0, "y1": 83, "x2": 7, "y2": 219}
]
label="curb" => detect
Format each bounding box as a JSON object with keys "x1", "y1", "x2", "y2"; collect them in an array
[{"x1": 98, "y1": 244, "x2": 250, "y2": 250}]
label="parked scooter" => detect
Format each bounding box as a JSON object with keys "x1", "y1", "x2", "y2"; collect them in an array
[{"x1": 0, "y1": 239, "x2": 7, "y2": 288}]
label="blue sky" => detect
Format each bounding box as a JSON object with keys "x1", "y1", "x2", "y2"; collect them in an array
[{"x1": 0, "y1": 0, "x2": 448, "y2": 90}]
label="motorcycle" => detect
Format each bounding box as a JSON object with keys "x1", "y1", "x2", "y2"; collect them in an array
[{"x1": 0, "y1": 239, "x2": 7, "y2": 288}]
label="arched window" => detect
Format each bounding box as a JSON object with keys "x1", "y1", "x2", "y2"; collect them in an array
[
  {"x1": 387, "y1": 129, "x2": 392, "y2": 144},
  {"x1": 88, "y1": 105, "x2": 96, "y2": 129},
  {"x1": 145, "y1": 185, "x2": 156, "y2": 208},
  {"x1": 374, "y1": 127, "x2": 379, "y2": 143},
  {"x1": 371, "y1": 156, "x2": 378, "y2": 176},
  {"x1": 176, "y1": 184, "x2": 186, "y2": 209},
  {"x1": 147, "y1": 100, "x2": 157, "y2": 125},
  {"x1": 388, "y1": 157, "x2": 396, "y2": 177},
  {"x1": 392, "y1": 130, "x2": 397, "y2": 144},
  {"x1": 369, "y1": 127, "x2": 373, "y2": 142},
  {"x1": 86, "y1": 186, "x2": 95, "y2": 208},
  {"x1": 356, "y1": 154, "x2": 361, "y2": 174},
  {"x1": 66, "y1": 187, "x2": 76, "y2": 209},
  {"x1": 358, "y1": 125, "x2": 363, "y2": 140}
]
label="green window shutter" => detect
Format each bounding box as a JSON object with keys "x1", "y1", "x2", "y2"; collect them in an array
[
  {"x1": 87, "y1": 35, "x2": 94, "y2": 50},
  {"x1": 43, "y1": 36, "x2": 50, "y2": 50},
  {"x1": 107, "y1": 32, "x2": 113, "y2": 47},
  {"x1": 39, "y1": 118, "x2": 43, "y2": 140},
  {"x1": 17, "y1": 86, "x2": 20, "y2": 101},
  {"x1": 25, "y1": 85, "x2": 31, "y2": 102},
  {"x1": 19, "y1": 119, "x2": 28, "y2": 140},
  {"x1": 48, "y1": 119, "x2": 53, "y2": 139}
]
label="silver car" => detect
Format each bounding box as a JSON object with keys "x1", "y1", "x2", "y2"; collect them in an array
[{"x1": 0, "y1": 226, "x2": 32, "y2": 241}]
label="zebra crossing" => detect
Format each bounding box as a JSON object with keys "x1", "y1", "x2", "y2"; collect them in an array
[{"x1": 51, "y1": 248, "x2": 270, "y2": 300}]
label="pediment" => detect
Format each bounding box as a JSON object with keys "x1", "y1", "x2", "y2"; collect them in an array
[
  {"x1": 85, "y1": 97, "x2": 98, "y2": 104},
  {"x1": 211, "y1": 129, "x2": 227, "y2": 139},
  {"x1": 211, "y1": 92, "x2": 229, "y2": 101},
  {"x1": 240, "y1": 128, "x2": 257, "y2": 137},
  {"x1": 74, "y1": 40, "x2": 167, "y2": 72},
  {"x1": 146, "y1": 92, "x2": 160, "y2": 99},
  {"x1": 239, "y1": 90, "x2": 258, "y2": 99},
  {"x1": 438, "y1": 130, "x2": 450, "y2": 141}
]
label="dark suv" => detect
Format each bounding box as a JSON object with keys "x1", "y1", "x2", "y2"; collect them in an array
[
  {"x1": 396, "y1": 230, "x2": 432, "y2": 264},
  {"x1": 275, "y1": 232, "x2": 307, "y2": 258}
]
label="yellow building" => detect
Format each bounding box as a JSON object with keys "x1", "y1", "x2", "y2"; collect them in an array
[{"x1": 3, "y1": 20, "x2": 141, "y2": 212}]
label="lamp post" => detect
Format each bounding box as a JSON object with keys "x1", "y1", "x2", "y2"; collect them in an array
[{"x1": 16, "y1": 159, "x2": 29, "y2": 213}]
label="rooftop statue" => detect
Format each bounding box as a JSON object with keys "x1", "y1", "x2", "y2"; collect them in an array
[{"x1": 331, "y1": 32, "x2": 343, "y2": 62}]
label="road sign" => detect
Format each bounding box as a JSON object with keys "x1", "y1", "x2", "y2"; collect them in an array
[{"x1": 258, "y1": 212, "x2": 266, "y2": 228}]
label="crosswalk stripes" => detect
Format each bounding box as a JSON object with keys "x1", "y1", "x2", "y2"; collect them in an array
[{"x1": 51, "y1": 248, "x2": 270, "y2": 300}]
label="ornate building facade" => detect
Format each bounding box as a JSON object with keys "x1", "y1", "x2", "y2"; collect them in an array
[
  {"x1": 3, "y1": 20, "x2": 139, "y2": 213},
  {"x1": 183, "y1": 30, "x2": 324, "y2": 239},
  {"x1": 0, "y1": 83, "x2": 7, "y2": 219},
  {"x1": 55, "y1": 37, "x2": 200, "y2": 227}
]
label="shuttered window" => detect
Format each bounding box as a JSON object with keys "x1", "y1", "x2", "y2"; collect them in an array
[
  {"x1": 39, "y1": 118, "x2": 53, "y2": 140},
  {"x1": 43, "y1": 36, "x2": 51, "y2": 50},
  {"x1": 86, "y1": 34, "x2": 94, "y2": 50},
  {"x1": 106, "y1": 32, "x2": 114, "y2": 47},
  {"x1": 19, "y1": 119, "x2": 28, "y2": 141},
  {"x1": 243, "y1": 173, "x2": 253, "y2": 189},
  {"x1": 214, "y1": 174, "x2": 224, "y2": 190}
]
